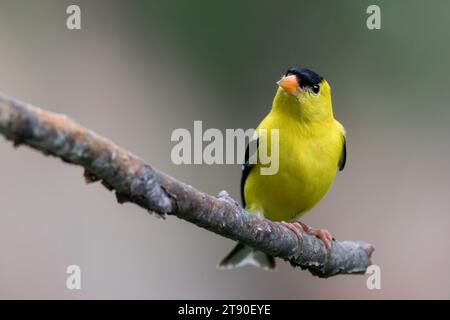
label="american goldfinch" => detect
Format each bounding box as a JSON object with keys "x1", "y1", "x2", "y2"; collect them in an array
[{"x1": 219, "y1": 67, "x2": 346, "y2": 270}]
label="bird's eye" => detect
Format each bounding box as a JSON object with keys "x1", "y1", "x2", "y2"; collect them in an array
[{"x1": 312, "y1": 84, "x2": 320, "y2": 94}]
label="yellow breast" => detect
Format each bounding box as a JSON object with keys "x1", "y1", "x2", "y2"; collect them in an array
[{"x1": 244, "y1": 113, "x2": 343, "y2": 222}]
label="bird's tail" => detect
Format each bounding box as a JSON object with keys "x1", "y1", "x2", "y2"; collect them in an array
[{"x1": 217, "y1": 242, "x2": 276, "y2": 271}]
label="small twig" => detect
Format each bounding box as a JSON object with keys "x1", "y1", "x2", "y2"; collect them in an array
[{"x1": 0, "y1": 93, "x2": 374, "y2": 278}]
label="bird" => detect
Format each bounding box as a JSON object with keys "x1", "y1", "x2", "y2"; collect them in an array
[{"x1": 218, "y1": 67, "x2": 346, "y2": 270}]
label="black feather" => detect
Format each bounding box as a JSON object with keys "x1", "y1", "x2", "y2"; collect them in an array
[
  {"x1": 339, "y1": 136, "x2": 347, "y2": 171},
  {"x1": 240, "y1": 138, "x2": 259, "y2": 207},
  {"x1": 285, "y1": 67, "x2": 324, "y2": 89}
]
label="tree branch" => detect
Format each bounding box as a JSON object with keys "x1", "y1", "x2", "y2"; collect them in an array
[{"x1": 0, "y1": 92, "x2": 374, "y2": 278}]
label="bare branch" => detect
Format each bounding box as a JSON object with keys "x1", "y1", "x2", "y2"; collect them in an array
[{"x1": 0, "y1": 93, "x2": 374, "y2": 278}]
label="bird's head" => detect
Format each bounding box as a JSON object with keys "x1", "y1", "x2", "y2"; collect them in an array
[{"x1": 273, "y1": 67, "x2": 333, "y2": 122}]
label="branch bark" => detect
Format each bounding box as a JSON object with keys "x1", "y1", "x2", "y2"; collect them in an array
[{"x1": 0, "y1": 93, "x2": 374, "y2": 278}]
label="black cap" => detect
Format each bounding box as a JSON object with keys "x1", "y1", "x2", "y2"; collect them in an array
[{"x1": 285, "y1": 67, "x2": 323, "y2": 88}]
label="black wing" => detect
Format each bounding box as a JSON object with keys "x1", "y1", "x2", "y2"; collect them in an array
[
  {"x1": 240, "y1": 138, "x2": 259, "y2": 207},
  {"x1": 338, "y1": 136, "x2": 347, "y2": 171}
]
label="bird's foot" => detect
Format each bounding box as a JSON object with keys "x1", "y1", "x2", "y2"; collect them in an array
[
  {"x1": 297, "y1": 221, "x2": 333, "y2": 254},
  {"x1": 280, "y1": 221, "x2": 304, "y2": 241},
  {"x1": 280, "y1": 221, "x2": 333, "y2": 254}
]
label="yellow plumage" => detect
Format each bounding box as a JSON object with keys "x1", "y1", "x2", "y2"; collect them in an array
[
  {"x1": 245, "y1": 80, "x2": 345, "y2": 222},
  {"x1": 219, "y1": 67, "x2": 346, "y2": 270}
]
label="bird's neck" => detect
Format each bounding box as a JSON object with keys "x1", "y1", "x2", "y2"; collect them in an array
[{"x1": 271, "y1": 89, "x2": 334, "y2": 124}]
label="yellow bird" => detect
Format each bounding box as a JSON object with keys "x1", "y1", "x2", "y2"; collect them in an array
[{"x1": 219, "y1": 67, "x2": 346, "y2": 270}]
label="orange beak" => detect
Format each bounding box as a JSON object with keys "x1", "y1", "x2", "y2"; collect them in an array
[{"x1": 277, "y1": 74, "x2": 300, "y2": 96}]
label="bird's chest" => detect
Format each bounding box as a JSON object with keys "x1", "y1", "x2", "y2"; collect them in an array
[
  {"x1": 245, "y1": 127, "x2": 340, "y2": 221},
  {"x1": 277, "y1": 130, "x2": 338, "y2": 191}
]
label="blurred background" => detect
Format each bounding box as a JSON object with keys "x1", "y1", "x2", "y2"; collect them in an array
[{"x1": 1, "y1": 0, "x2": 450, "y2": 299}]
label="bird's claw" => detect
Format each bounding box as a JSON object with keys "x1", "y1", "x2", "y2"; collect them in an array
[
  {"x1": 280, "y1": 221, "x2": 333, "y2": 254},
  {"x1": 298, "y1": 221, "x2": 333, "y2": 254},
  {"x1": 280, "y1": 221, "x2": 304, "y2": 241}
]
